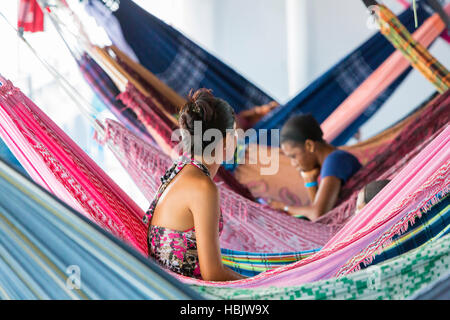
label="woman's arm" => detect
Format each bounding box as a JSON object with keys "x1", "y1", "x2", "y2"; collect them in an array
[
  {"x1": 300, "y1": 168, "x2": 320, "y2": 203},
  {"x1": 189, "y1": 179, "x2": 247, "y2": 281},
  {"x1": 270, "y1": 176, "x2": 341, "y2": 221}
]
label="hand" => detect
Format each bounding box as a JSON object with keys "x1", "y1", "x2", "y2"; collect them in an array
[
  {"x1": 268, "y1": 200, "x2": 287, "y2": 212},
  {"x1": 300, "y1": 168, "x2": 320, "y2": 183}
]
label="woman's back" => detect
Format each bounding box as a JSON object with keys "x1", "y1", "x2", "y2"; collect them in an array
[{"x1": 150, "y1": 163, "x2": 212, "y2": 232}]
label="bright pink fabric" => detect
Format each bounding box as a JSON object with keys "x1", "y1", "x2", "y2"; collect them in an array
[
  {"x1": 322, "y1": 5, "x2": 449, "y2": 142},
  {"x1": 175, "y1": 125, "x2": 450, "y2": 287},
  {"x1": 0, "y1": 76, "x2": 148, "y2": 255}
]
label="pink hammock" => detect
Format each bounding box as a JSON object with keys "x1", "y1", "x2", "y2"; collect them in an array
[
  {"x1": 176, "y1": 125, "x2": 450, "y2": 288},
  {"x1": 0, "y1": 75, "x2": 148, "y2": 255}
]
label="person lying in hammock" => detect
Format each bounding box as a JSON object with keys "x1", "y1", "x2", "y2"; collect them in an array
[
  {"x1": 144, "y1": 88, "x2": 247, "y2": 281},
  {"x1": 269, "y1": 114, "x2": 362, "y2": 221}
]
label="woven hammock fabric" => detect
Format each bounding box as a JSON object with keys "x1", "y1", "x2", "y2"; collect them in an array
[
  {"x1": 0, "y1": 76, "x2": 148, "y2": 255},
  {"x1": 321, "y1": 4, "x2": 450, "y2": 143},
  {"x1": 377, "y1": 4, "x2": 450, "y2": 93},
  {"x1": 84, "y1": 0, "x2": 274, "y2": 114},
  {"x1": 222, "y1": 195, "x2": 449, "y2": 277},
  {"x1": 169, "y1": 125, "x2": 449, "y2": 288},
  {"x1": 0, "y1": 159, "x2": 201, "y2": 300},
  {"x1": 192, "y1": 233, "x2": 450, "y2": 300}
]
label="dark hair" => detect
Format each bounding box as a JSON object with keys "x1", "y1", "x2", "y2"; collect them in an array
[
  {"x1": 280, "y1": 114, "x2": 324, "y2": 146},
  {"x1": 364, "y1": 180, "x2": 391, "y2": 204},
  {"x1": 179, "y1": 88, "x2": 235, "y2": 155}
]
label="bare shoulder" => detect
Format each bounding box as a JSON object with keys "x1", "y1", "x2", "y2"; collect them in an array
[{"x1": 180, "y1": 165, "x2": 219, "y2": 199}]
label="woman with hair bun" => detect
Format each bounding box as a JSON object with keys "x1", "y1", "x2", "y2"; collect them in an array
[{"x1": 144, "y1": 88, "x2": 246, "y2": 281}]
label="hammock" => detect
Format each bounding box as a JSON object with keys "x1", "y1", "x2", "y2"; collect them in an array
[
  {"x1": 1, "y1": 153, "x2": 447, "y2": 300},
  {"x1": 192, "y1": 233, "x2": 450, "y2": 300},
  {"x1": 172, "y1": 125, "x2": 449, "y2": 287},
  {"x1": 0, "y1": 75, "x2": 337, "y2": 254},
  {"x1": 84, "y1": 0, "x2": 274, "y2": 114},
  {"x1": 222, "y1": 194, "x2": 449, "y2": 277},
  {"x1": 0, "y1": 158, "x2": 201, "y2": 300},
  {"x1": 100, "y1": 118, "x2": 339, "y2": 253},
  {"x1": 377, "y1": 4, "x2": 450, "y2": 92},
  {"x1": 255, "y1": 6, "x2": 431, "y2": 146},
  {"x1": 338, "y1": 89, "x2": 450, "y2": 204},
  {"x1": 321, "y1": 3, "x2": 450, "y2": 142},
  {"x1": 83, "y1": 1, "x2": 428, "y2": 146},
  {"x1": 97, "y1": 92, "x2": 448, "y2": 257},
  {"x1": 75, "y1": 5, "x2": 447, "y2": 205},
  {"x1": 409, "y1": 270, "x2": 450, "y2": 300},
  {"x1": 0, "y1": 75, "x2": 148, "y2": 255}
]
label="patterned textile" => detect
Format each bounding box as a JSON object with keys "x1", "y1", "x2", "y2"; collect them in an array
[
  {"x1": 0, "y1": 75, "x2": 149, "y2": 255},
  {"x1": 221, "y1": 194, "x2": 448, "y2": 277},
  {"x1": 339, "y1": 89, "x2": 450, "y2": 204},
  {"x1": 253, "y1": 7, "x2": 429, "y2": 146},
  {"x1": 17, "y1": 0, "x2": 44, "y2": 33},
  {"x1": 361, "y1": 194, "x2": 449, "y2": 269},
  {"x1": 1, "y1": 76, "x2": 448, "y2": 292},
  {"x1": 77, "y1": 53, "x2": 156, "y2": 146},
  {"x1": 84, "y1": 1, "x2": 426, "y2": 146},
  {"x1": 117, "y1": 82, "x2": 176, "y2": 156},
  {"x1": 192, "y1": 233, "x2": 450, "y2": 300},
  {"x1": 341, "y1": 92, "x2": 440, "y2": 165},
  {"x1": 146, "y1": 156, "x2": 224, "y2": 279},
  {"x1": 85, "y1": 0, "x2": 273, "y2": 114},
  {"x1": 320, "y1": 4, "x2": 449, "y2": 143},
  {"x1": 377, "y1": 4, "x2": 450, "y2": 93},
  {"x1": 0, "y1": 159, "x2": 201, "y2": 299},
  {"x1": 221, "y1": 248, "x2": 321, "y2": 277}
]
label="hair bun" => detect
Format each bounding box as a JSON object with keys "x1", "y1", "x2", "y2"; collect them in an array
[{"x1": 178, "y1": 88, "x2": 235, "y2": 156}]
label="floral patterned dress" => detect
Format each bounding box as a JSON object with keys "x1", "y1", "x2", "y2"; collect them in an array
[{"x1": 143, "y1": 156, "x2": 223, "y2": 279}]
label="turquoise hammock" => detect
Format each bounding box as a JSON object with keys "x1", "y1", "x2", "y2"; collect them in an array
[
  {"x1": 0, "y1": 159, "x2": 202, "y2": 299},
  {"x1": 85, "y1": 1, "x2": 430, "y2": 146}
]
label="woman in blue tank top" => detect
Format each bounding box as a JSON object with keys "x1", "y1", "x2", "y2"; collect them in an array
[{"x1": 270, "y1": 114, "x2": 362, "y2": 221}]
